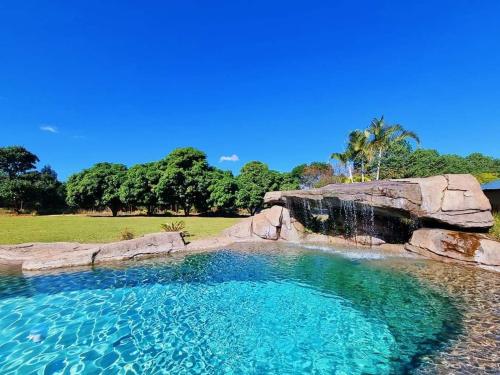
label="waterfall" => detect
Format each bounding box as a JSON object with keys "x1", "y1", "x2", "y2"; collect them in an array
[
  {"x1": 318, "y1": 198, "x2": 327, "y2": 234},
  {"x1": 340, "y1": 199, "x2": 358, "y2": 239},
  {"x1": 360, "y1": 204, "x2": 375, "y2": 238},
  {"x1": 286, "y1": 195, "x2": 416, "y2": 244}
]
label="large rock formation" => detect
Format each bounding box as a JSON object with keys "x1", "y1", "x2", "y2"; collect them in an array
[
  {"x1": 265, "y1": 174, "x2": 493, "y2": 230},
  {"x1": 223, "y1": 206, "x2": 304, "y2": 242},
  {"x1": 0, "y1": 232, "x2": 185, "y2": 271},
  {"x1": 405, "y1": 229, "x2": 500, "y2": 272},
  {"x1": 247, "y1": 174, "x2": 499, "y2": 271}
]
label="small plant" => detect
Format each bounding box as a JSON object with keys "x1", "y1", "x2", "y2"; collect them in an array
[
  {"x1": 160, "y1": 221, "x2": 190, "y2": 238},
  {"x1": 120, "y1": 228, "x2": 135, "y2": 240}
]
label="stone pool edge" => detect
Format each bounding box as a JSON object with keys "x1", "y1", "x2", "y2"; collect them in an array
[
  {"x1": 0, "y1": 229, "x2": 413, "y2": 273},
  {"x1": 1, "y1": 225, "x2": 499, "y2": 273}
]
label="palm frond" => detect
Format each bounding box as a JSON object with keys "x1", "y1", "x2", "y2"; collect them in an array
[{"x1": 398, "y1": 130, "x2": 420, "y2": 144}]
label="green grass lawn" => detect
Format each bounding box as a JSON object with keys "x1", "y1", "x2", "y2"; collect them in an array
[{"x1": 0, "y1": 215, "x2": 241, "y2": 244}]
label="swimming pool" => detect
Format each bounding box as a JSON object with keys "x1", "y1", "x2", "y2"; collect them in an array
[{"x1": 0, "y1": 244, "x2": 497, "y2": 374}]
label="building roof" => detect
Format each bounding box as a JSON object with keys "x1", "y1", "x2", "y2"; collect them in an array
[{"x1": 481, "y1": 179, "x2": 500, "y2": 190}]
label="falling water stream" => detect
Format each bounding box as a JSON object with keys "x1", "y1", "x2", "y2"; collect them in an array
[{"x1": 287, "y1": 196, "x2": 418, "y2": 244}]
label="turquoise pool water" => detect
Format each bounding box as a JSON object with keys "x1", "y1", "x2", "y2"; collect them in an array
[{"x1": 0, "y1": 248, "x2": 462, "y2": 374}]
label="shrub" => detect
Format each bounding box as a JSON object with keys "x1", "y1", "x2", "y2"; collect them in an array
[
  {"x1": 160, "y1": 220, "x2": 189, "y2": 238},
  {"x1": 120, "y1": 228, "x2": 134, "y2": 240}
]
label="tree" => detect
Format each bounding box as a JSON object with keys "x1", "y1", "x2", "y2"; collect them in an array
[
  {"x1": 439, "y1": 154, "x2": 471, "y2": 174},
  {"x1": 33, "y1": 165, "x2": 66, "y2": 212},
  {"x1": 372, "y1": 140, "x2": 412, "y2": 179},
  {"x1": 207, "y1": 170, "x2": 238, "y2": 214},
  {"x1": 66, "y1": 163, "x2": 127, "y2": 216},
  {"x1": 347, "y1": 129, "x2": 373, "y2": 182},
  {"x1": 0, "y1": 175, "x2": 36, "y2": 212},
  {"x1": 119, "y1": 162, "x2": 160, "y2": 215},
  {"x1": 277, "y1": 172, "x2": 301, "y2": 190},
  {"x1": 291, "y1": 162, "x2": 334, "y2": 189},
  {"x1": 0, "y1": 147, "x2": 66, "y2": 213},
  {"x1": 155, "y1": 147, "x2": 212, "y2": 215},
  {"x1": 331, "y1": 151, "x2": 354, "y2": 183},
  {"x1": 466, "y1": 153, "x2": 500, "y2": 176},
  {"x1": 405, "y1": 149, "x2": 443, "y2": 177},
  {"x1": 236, "y1": 161, "x2": 282, "y2": 215},
  {"x1": 367, "y1": 116, "x2": 420, "y2": 180},
  {"x1": 0, "y1": 146, "x2": 39, "y2": 178}
]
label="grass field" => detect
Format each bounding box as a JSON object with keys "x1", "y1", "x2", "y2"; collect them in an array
[{"x1": 0, "y1": 215, "x2": 241, "y2": 244}]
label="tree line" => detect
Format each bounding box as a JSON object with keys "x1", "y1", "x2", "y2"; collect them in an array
[
  {"x1": 65, "y1": 147, "x2": 299, "y2": 216},
  {"x1": 0, "y1": 146, "x2": 298, "y2": 216},
  {"x1": 1, "y1": 118, "x2": 499, "y2": 215},
  {"x1": 329, "y1": 116, "x2": 500, "y2": 183}
]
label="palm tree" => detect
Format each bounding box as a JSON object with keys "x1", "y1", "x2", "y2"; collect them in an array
[
  {"x1": 368, "y1": 116, "x2": 420, "y2": 180},
  {"x1": 330, "y1": 151, "x2": 353, "y2": 183},
  {"x1": 347, "y1": 129, "x2": 373, "y2": 182}
]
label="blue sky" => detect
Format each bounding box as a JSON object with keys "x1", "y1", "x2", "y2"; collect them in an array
[{"x1": 1, "y1": 1, "x2": 499, "y2": 180}]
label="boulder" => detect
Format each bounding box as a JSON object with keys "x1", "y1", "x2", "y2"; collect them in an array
[
  {"x1": 252, "y1": 210, "x2": 279, "y2": 240},
  {"x1": 0, "y1": 243, "x2": 98, "y2": 270},
  {"x1": 0, "y1": 232, "x2": 186, "y2": 271},
  {"x1": 355, "y1": 235, "x2": 386, "y2": 246},
  {"x1": 405, "y1": 228, "x2": 500, "y2": 272},
  {"x1": 280, "y1": 208, "x2": 304, "y2": 242},
  {"x1": 264, "y1": 174, "x2": 493, "y2": 230},
  {"x1": 224, "y1": 207, "x2": 304, "y2": 242},
  {"x1": 93, "y1": 232, "x2": 185, "y2": 264},
  {"x1": 223, "y1": 218, "x2": 252, "y2": 239},
  {"x1": 263, "y1": 205, "x2": 283, "y2": 227}
]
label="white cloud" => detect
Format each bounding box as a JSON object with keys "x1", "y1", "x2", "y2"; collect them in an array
[
  {"x1": 219, "y1": 154, "x2": 240, "y2": 162},
  {"x1": 40, "y1": 125, "x2": 58, "y2": 133}
]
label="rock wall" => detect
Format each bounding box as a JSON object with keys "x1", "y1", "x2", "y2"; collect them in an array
[{"x1": 0, "y1": 232, "x2": 185, "y2": 271}]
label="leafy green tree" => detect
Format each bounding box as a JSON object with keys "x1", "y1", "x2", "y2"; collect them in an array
[
  {"x1": 66, "y1": 163, "x2": 127, "y2": 216},
  {"x1": 155, "y1": 147, "x2": 212, "y2": 215},
  {"x1": 277, "y1": 172, "x2": 301, "y2": 190},
  {"x1": 32, "y1": 165, "x2": 66, "y2": 212},
  {"x1": 0, "y1": 175, "x2": 36, "y2": 212},
  {"x1": 439, "y1": 154, "x2": 470, "y2": 174},
  {"x1": 0, "y1": 146, "x2": 39, "y2": 178},
  {"x1": 207, "y1": 170, "x2": 238, "y2": 214},
  {"x1": 119, "y1": 162, "x2": 160, "y2": 215},
  {"x1": 0, "y1": 147, "x2": 65, "y2": 213},
  {"x1": 405, "y1": 149, "x2": 444, "y2": 177},
  {"x1": 373, "y1": 141, "x2": 412, "y2": 179},
  {"x1": 236, "y1": 161, "x2": 282, "y2": 215},
  {"x1": 367, "y1": 116, "x2": 420, "y2": 180},
  {"x1": 466, "y1": 153, "x2": 500, "y2": 175}
]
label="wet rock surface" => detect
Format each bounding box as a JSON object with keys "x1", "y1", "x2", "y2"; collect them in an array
[{"x1": 405, "y1": 228, "x2": 500, "y2": 272}]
